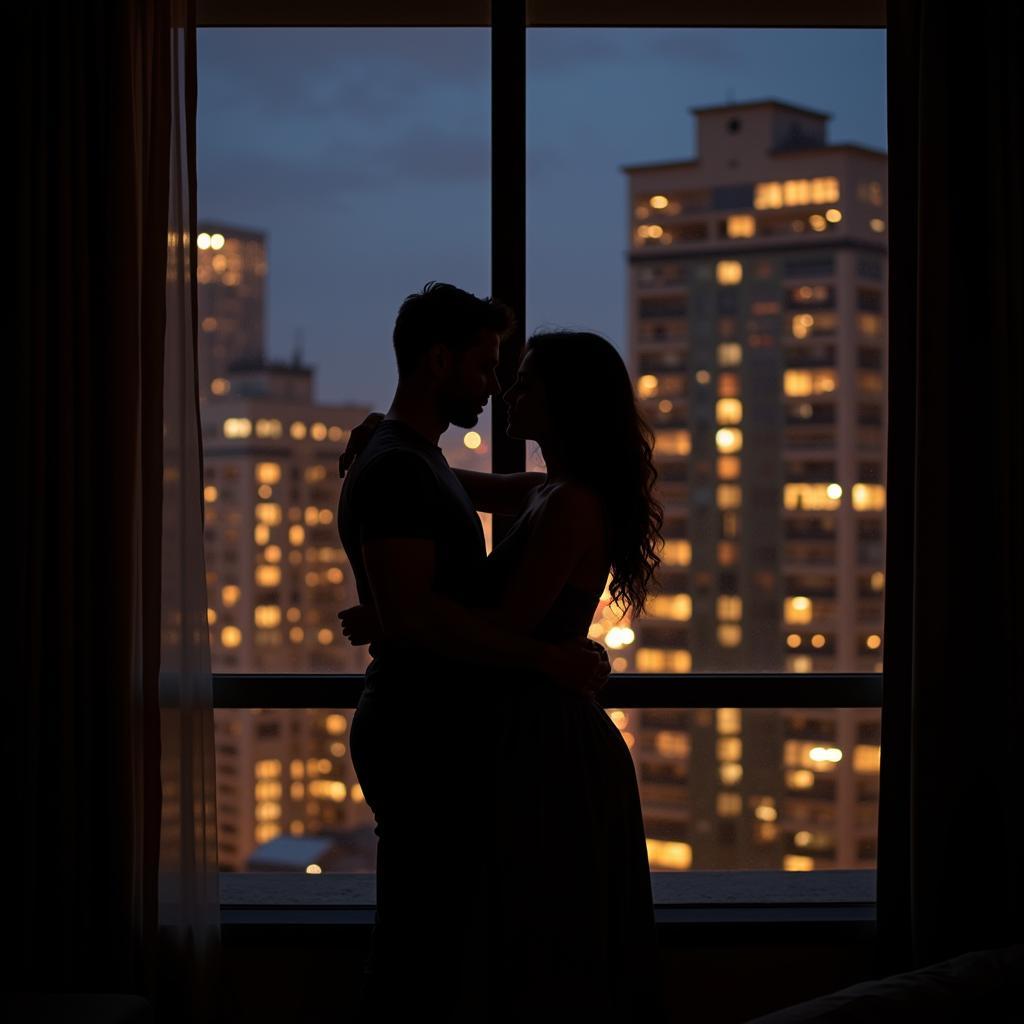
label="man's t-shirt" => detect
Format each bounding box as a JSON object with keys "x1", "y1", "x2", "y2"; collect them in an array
[{"x1": 338, "y1": 418, "x2": 487, "y2": 699}]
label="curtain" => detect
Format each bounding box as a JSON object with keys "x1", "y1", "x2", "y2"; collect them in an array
[
  {"x1": 877, "y1": 0, "x2": 1024, "y2": 975},
  {"x1": 14, "y1": 1, "x2": 220, "y2": 1019}
]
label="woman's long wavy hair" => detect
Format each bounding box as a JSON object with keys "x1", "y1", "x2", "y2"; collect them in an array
[{"x1": 525, "y1": 330, "x2": 663, "y2": 621}]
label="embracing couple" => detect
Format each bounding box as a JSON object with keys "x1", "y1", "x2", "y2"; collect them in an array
[{"x1": 336, "y1": 282, "x2": 667, "y2": 1022}]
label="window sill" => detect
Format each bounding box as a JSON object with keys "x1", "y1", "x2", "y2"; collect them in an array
[{"x1": 220, "y1": 869, "x2": 875, "y2": 928}]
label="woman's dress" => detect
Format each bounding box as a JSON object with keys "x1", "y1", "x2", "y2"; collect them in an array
[{"x1": 459, "y1": 494, "x2": 666, "y2": 1022}]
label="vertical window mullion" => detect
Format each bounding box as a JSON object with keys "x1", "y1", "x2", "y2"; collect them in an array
[{"x1": 491, "y1": 0, "x2": 527, "y2": 545}]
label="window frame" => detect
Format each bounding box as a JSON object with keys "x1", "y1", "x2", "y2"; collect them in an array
[{"x1": 200, "y1": 0, "x2": 889, "y2": 916}]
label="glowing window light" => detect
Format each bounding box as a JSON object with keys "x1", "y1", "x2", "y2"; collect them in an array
[
  {"x1": 645, "y1": 838, "x2": 693, "y2": 870},
  {"x1": 783, "y1": 179, "x2": 811, "y2": 206},
  {"x1": 254, "y1": 524, "x2": 270, "y2": 545},
  {"x1": 318, "y1": 508, "x2": 334, "y2": 525},
  {"x1": 717, "y1": 623, "x2": 742, "y2": 647},
  {"x1": 326, "y1": 714, "x2": 347, "y2": 735},
  {"x1": 716, "y1": 260, "x2": 743, "y2": 285},
  {"x1": 255, "y1": 565, "x2": 281, "y2": 587},
  {"x1": 717, "y1": 792, "x2": 742, "y2": 817},
  {"x1": 871, "y1": 571, "x2": 885, "y2": 591},
  {"x1": 223, "y1": 417, "x2": 252, "y2": 439},
  {"x1": 256, "y1": 462, "x2": 281, "y2": 485},
  {"x1": 754, "y1": 182, "x2": 784, "y2": 209},
  {"x1": 221, "y1": 625, "x2": 242, "y2": 648},
  {"x1": 716, "y1": 398, "x2": 743, "y2": 425},
  {"x1": 289, "y1": 626, "x2": 304, "y2": 644},
  {"x1": 695, "y1": 369, "x2": 711, "y2": 385},
  {"x1": 754, "y1": 804, "x2": 778, "y2": 822},
  {"x1": 649, "y1": 194, "x2": 669, "y2": 209},
  {"x1": 716, "y1": 485, "x2": 742, "y2": 510},
  {"x1": 716, "y1": 428, "x2": 742, "y2": 453},
  {"x1": 604, "y1": 626, "x2": 636, "y2": 650},
  {"x1": 635, "y1": 648, "x2": 691, "y2": 673},
  {"x1": 210, "y1": 233, "x2": 225, "y2": 249},
  {"x1": 662, "y1": 539, "x2": 691, "y2": 566},
  {"x1": 254, "y1": 605, "x2": 281, "y2": 629},
  {"x1": 317, "y1": 628, "x2": 334, "y2": 645},
  {"x1": 717, "y1": 455, "x2": 741, "y2": 480},
  {"x1": 636, "y1": 374, "x2": 659, "y2": 398},
  {"x1": 265, "y1": 545, "x2": 282, "y2": 563},
  {"x1": 718, "y1": 343, "x2": 743, "y2": 366},
  {"x1": 719, "y1": 761, "x2": 743, "y2": 785},
  {"x1": 328, "y1": 426, "x2": 344, "y2": 442},
  {"x1": 866, "y1": 634, "x2": 882, "y2": 650},
  {"x1": 825, "y1": 208, "x2": 843, "y2": 223},
  {"x1": 311, "y1": 422, "x2": 328, "y2": 441},
  {"x1": 870, "y1": 218, "x2": 886, "y2": 233},
  {"x1": 854, "y1": 745, "x2": 881, "y2": 773},
  {"x1": 222, "y1": 584, "x2": 241, "y2": 607},
  {"x1": 790, "y1": 655, "x2": 813, "y2": 673},
  {"x1": 726, "y1": 214, "x2": 756, "y2": 238},
  {"x1": 791, "y1": 313, "x2": 815, "y2": 339},
  {"x1": 647, "y1": 594, "x2": 692, "y2": 621},
  {"x1": 204, "y1": 485, "x2": 218, "y2": 503},
  {"x1": 786, "y1": 769, "x2": 815, "y2": 790},
  {"x1": 787, "y1": 633, "x2": 802, "y2": 649},
  {"x1": 717, "y1": 595, "x2": 742, "y2": 621},
  {"x1": 197, "y1": 232, "x2": 212, "y2": 250},
  {"x1": 464, "y1": 431, "x2": 482, "y2": 450},
  {"x1": 290, "y1": 421, "x2": 307, "y2": 440},
  {"x1": 783, "y1": 483, "x2": 841, "y2": 511},
  {"x1": 655, "y1": 429, "x2": 691, "y2": 456},
  {"x1": 257, "y1": 485, "x2": 272, "y2": 500},
  {"x1": 852, "y1": 483, "x2": 886, "y2": 510},
  {"x1": 809, "y1": 214, "x2": 828, "y2": 232},
  {"x1": 255, "y1": 418, "x2": 282, "y2": 438},
  {"x1": 717, "y1": 737, "x2": 742, "y2": 761},
  {"x1": 255, "y1": 502, "x2": 282, "y2": 526},
  {"x1": 289, "y1": 525, "x2": 305, "y2": 546},
  {"x1": 717, "y1": 708, "x2": 741, "y2": 734},
  {"x1": 210, "y1": 377, "x2": 230, "y2": 395},
  {"x1": 646, "y1": 224, "x2": 664, "y2": 239},
  {"x1": 207, "y1": 608, "x2": 217, "y2": 625},
  {"x1": 809, "y1": 746, "x2": 843, "y2": 764},
  {"x1": 655, "y1": 730, "x2": 690, "y2": 758},
  {"x1": 784, "y1": 596, "x2": 813, "y2": 624}
]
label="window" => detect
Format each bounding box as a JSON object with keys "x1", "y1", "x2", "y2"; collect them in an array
[{"x1": 206, "y1": 4, "x2": 887, "y2": 898}]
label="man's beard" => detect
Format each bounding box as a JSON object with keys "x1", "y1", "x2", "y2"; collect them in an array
[{"x1": 447, "y1": 404, "x2": 480, "y2": 429}]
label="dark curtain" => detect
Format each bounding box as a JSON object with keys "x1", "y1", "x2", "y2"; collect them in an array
[
  {"x1": 877, "y1": 0, "x2": 1023, "y2": 974},
  {"x1": 14, "y1": 2, "x2": 220, "y2": 1020}
]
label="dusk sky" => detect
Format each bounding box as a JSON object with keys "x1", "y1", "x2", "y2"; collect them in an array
[{"x1": 196, "y1": 28, "x2": 887, "y2": 417}]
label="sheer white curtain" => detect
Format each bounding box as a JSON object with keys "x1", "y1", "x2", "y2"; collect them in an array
[{"x1": 158, "y1": 0, "x2": 222, "y2": 1018}]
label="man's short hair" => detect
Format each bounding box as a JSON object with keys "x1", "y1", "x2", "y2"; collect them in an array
[{"x1": 393, "y1": 282, "x2": 514, "y2": 378}]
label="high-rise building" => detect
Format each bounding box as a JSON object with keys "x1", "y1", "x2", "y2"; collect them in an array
[
  {"x1": 622, "y1": 100, "x2": 887, "y2": 870},
  {"x1": 196, "y1": 220, "x2": 375, "y2": 871}
]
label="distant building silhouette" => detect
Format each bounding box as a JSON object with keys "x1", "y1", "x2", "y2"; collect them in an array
[{"x1": 622, "y1": 100, "x2": 887, "y2": 870}]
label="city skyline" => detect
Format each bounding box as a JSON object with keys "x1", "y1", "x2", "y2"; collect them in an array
[{"x1": 197, "y1": 27, "x2": 886, "y2": 410}]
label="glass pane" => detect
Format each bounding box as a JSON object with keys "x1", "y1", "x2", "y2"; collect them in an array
[
  {"x1": 526, "y1": 28, "x2": 888, "y2": 677},
  {"x1": 197, "y1": 26, "x2": 491, "y2": 686},
  {"x1": 198, "y1": 27, "x2": 490, "y2": 872},
  {"x1": 215, "y1": 703, "x2": 879, "y2": 891}
]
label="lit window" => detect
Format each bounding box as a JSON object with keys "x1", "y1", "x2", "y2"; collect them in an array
[
  {"x1": 635, "y1": 648, "x2": 692, "y2": 672},
  {"x1": 784, "y1": 855, "x2": 815, "y2": 872},
  {"x1": 646, "y1": 839, "x2": 692, "y2": 870},
  {"x1": 648, "y1": 594, "x2": 693, "y2": 621},
  {"x1": 717, "y1": 709, "x2": 742, "y2": 735},
  {"x1": 854, "y1": 745, "x2": 881, "y2": 773},
  {"x1": 255, "y1": 418, "x2": 282, "y2": 438},
  {"x1": 204, "y1": 485, "x2": 218, "y2": 503},
  {"x1": 211, "y1": 377, "x2": 230, "y2": 395},
  {"x1": 716, "y1": 428, "x2": 742, "y2": 453},
  {"x1": 784, "y1": 596, "x2": 813, "y2": 624},
  {"x1": 717, "y1": 737, "x2": 743, "y2": 761},
  {"x1": 717, "y1": 792, "x2": 742, "y2": 817},
  {"x1": 717, "y1": 342, "x2": 742, "y2": 366},
  {"x1": 256, "y1": 462, "x2": 281, "y2": 485},
  {"x1": 661, "y1": 540, "x2": 692, "y2": 566},
  {"x1": 717, "y1": 623, "x2": 742, "y2": 647},
  {"x1": 726, "y1": 215, "x2": 755, "y2": 238},
  {"x1": 649, "y1": 194, "x2": 669, "y2": 209},
  {"x1": 222, "y1": 584, "x2": 241, "y2": 608},
  {"x1": 311, "y1": 422, "x2": 328, "y2": 441},
  {"x1": 716, "y1": 398, "x2": 743, "y2": 425},
  {"x1": 254, "y1": 605, "x2": 281, "y2": 629},
  {"x1": 716, "y1": 260, "x2": 743, "y2": 285},
  {"x1": 255, "y1": 565, "x2": 281, "y2": 587},
  {"x1": 716, "y1": 484, "x2": 742, "y2": 509},
  {"x1": 718, "y1": 455, "x2": 741, "y2": 480},
  {"x1": 256, "y1": 502, "x2": 283, "y2": 525},
  {"x1": 852, "y1": 483, "x2": 886, "y2": 510},
  {"x1": 869, "y1": 218, "x2": 886, "y2": 233},
  {"x1": 783, "y1": 483, "x2": 841, "y2": 511},
  {"x1": 221, "y1": 625, "x2": 242, "y2": 648},
  {"x1": 223, "y1": 417, "x2": 252, "y2": 439},
  {"x1": 289, "y1": 524, "x2": 305, "y2": 546},
  {"x1": 717, "y1": 595, "x2": 742, "y2": 621},
  {"x1": 655, "y1": 429, "x2": 691, "y2": 456},
  {"x1": 719, "y1": 761, "x2": 743, "y2": 785},
  {"x1": 637, "y1": 374, "x2": 659, "y2": 398},
  {"x1": 290, "y1": 421, "x2": 307, "y2": 440}
]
